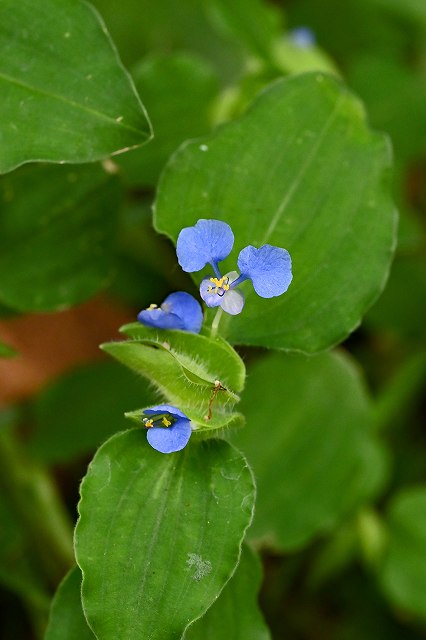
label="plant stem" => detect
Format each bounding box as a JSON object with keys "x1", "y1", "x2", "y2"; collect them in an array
[
  {"x1": 0, "y1": 427, "x2": 74, "y2": 589},
  {"x1": 211, "y1": 307, "x2": 223, "y2": 338}
]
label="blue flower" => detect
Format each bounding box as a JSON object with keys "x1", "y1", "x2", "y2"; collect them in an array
[
  {"x1": 137, "y1": 291, "x2": 203, "y2": 333},
  {"x1": 177, "y1": 219, "x2": 234, "y2": 277},
  {"x1": 176, "y1": 219, "x2": 292, "y2": 315},
  {"x1": 289, "y1": 27, "x2": 316, "y2": 48},
  {"x1": 142, "y1": 404, "x2": 192, "y2": 453}
]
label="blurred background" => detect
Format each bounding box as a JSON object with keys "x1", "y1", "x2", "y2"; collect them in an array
[{"x1": 0, "y1": 0, "x2": 425, "y2": 638}]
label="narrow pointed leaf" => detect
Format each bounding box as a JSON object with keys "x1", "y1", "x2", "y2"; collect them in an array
[
  {"x1": 0, "y1": 0, "x2": 151, "y2": 173},
  {"x1": 155, "y1": 72, "x2": 396, "y2": 352},
  {"x1": 75, "y1": 431, "x2": 255, "y2": 640}
]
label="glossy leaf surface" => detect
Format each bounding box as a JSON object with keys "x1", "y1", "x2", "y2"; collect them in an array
[
  {"x1": 155, "y1": 73, "x2": 396, "y2": 352},
  {"x1": 75, "y1": 432, "x2": 255, "y2": 640},
  {"x1": 0, "y1": 0, "x2": 151, "y2": 173}
]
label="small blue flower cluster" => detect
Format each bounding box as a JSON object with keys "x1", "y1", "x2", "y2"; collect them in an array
[
  {"x1": 177, "y1": 219, "x2": 292, "y2": 315},
  {"x1": 136, "y1": 219, "x2": 292, "y2": 453}
]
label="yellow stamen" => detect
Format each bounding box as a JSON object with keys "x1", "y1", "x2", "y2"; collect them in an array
[
  {"x1": 147, "y1": 303, "x2": 158, "y2": 310},
  {"x1": 208, "y1": 276, "x2": 229, "y2": 295},
  {"x1": 144, "y1": 418, "x2": 154, "y2": 428},
  {"x1": 162, "y1": 417, "x2": 171, "y2": 427}
]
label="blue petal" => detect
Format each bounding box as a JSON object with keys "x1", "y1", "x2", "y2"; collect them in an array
[
  {"x1": 289, "y1": 27, "x2": 316, "y2": 48},
  {"x1": 237, "y1": 244, "x2": 293, "y2": 298},
  {"x1": 137, "y1": 307, "x2": 184, "y2": 330},
  {"x1": 144, "y1": 405, "x2": 188, "y2": 420},
  {"x1": 161, "y1": 291, "x2": 203, "y2": 333},
  {"x1": 146, "y1": 417, "x2": 192, "y2": 453},
  {"x1": 176, "y1": 219, "x2": 234, "y2": 273},
  {"x1": 199, "y1": 278, "x2": 223, "y2": 308},
  {"x1": 138, "y1": 291, "x2": 203, "y2": 333}
]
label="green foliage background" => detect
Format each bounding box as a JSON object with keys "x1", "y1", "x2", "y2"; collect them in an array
[{"x1": 0, "y1": 0, "x2": 425, "y2": 639}]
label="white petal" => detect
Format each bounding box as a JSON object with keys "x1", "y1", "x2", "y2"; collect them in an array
[{"x1": 220, "y1": 289, "x2": 245, "y2": 315}]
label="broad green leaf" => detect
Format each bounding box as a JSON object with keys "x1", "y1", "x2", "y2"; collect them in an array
[
  {"x1": 208, "y1": 0, "x2": 282, "y2": 62},
  {"x1": 75, "y1": 432, "x2": 255, "y2": 640},
  {"x1": 233, "y1": 350, "x2": 387, "y2": 550},
  {"x1": 120, "y1": 323, "x2": 246, "y2": 392},
  {"x1": 91, "y1": 0, "x2": 245, "y2": 79},
  {"x1": 186, "y1": 544, "x2": 270, "y2": 640},
  {"x1": 117, "y1": 53, "x2": 219, "y2": 187},
  {"x1": 28, "y1": 361, "x2": 156, "y2": 464},
  {"x1": 101, "y1": 340, "x2": 244, "y2": 432},
  {"x1": 0, "y1": 164, "x2": 121, "y2": 311},
  {"x1": 0, "y1": 0, "x2": 151, "y2": 173},
  {"x1": 0, "y1": 340, "x2": 16, "y2": 358},
  {"x1": 155, "y1": 73, "x2": 396, "y2": 352},
  {"x1": 380, "y1": 486, "x2": 426, "y2": 619},
  {"x1": 46, "y1": 567, "x2": 94, "y2": 640}
]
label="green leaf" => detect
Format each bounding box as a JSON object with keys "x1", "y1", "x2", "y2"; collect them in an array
[
  {"x1": 0, "y1": 164, "x2": 121, "y2": 311},
  {"x1": 233, "y1": 350, "x2": 387, "y2": 550},
  {"x1": 46, "y1": 567, "x2": 94, "y2": 640},
  {"x1": 0, "y1": 0, "x2": 151, "y2": 173},
  {"x1": 90, "y1": 0, "x2": 245, "y2": 79},
  {"x1": 0, "y1": 340, "x2": 16, "y2": 358},
  {"x1": 120, "y1": 323, "x2": 245, "y2": 392},
  {"x1": 208, "y1": 0, "x2": 282, "y2": 62},
  {"x1": 348, "y1": 56, "x2": 426, "y2": 161},
  {"x1": 74, "y1": 431, "x2": 255, "y2": 640},
  {"x1": 365, "y1": 253, "x2": 426, "y2": 342},
  {"x1": 380, "y1": 486, "x2": 426, "y2": 619},
  {"x1": 155, "y1": 72, "x2": 396, "y2": 353},
  {"x1": 101, "y1": 337, "x2": 244, "y2": 432},
  {"x1": 28, "y1": 361, "x2": 156, "y2": 464},
  {"x1": 117, "y1": 53, "x2": 219, "y2": 187},
  {"x1": 186, "y1": 543, "x2": 270, "y2": 640}
]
